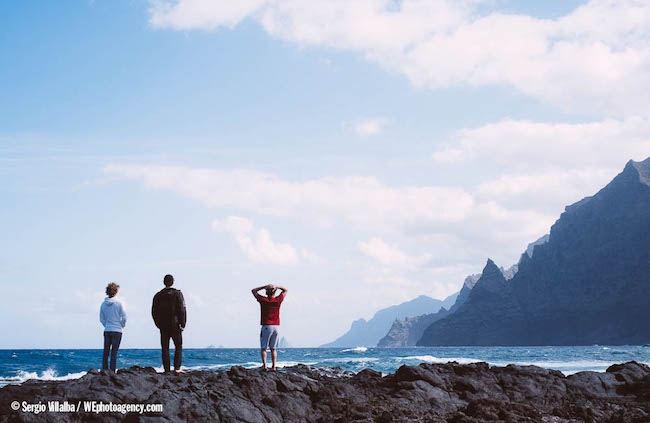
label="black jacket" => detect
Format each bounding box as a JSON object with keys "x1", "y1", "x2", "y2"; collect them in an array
[{"x1": 152, "y1": 287, "x2": 187, "y2": 330}]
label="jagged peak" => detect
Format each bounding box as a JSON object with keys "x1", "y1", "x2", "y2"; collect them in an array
[
  {"x1": 469, "y1": 259, "x2": 507, "y2": 295},
  {"x1": 629, "y1": 157, "x2": 650, "y2": 186},
  {"x1": 482, "y1": 258, "x2": 502, "y2": 277},
  {"x1": 502, "y1": 264, "x2": 518, "y2": 280},
  {"x1": 463, "y1": 273, "x2": 481, "y2": 289},
  {"x1": 609, "y1": 157, "x2": 650, "y2": 189},
  {"x1": 413, "y1": 295, "x2": 431, "y2": 300},
  {"x1": 563, "y1": 157, "x2": 650, "y2": 215},
  {"x1": 526, "y1": 234, "x2": 550, "y2": 258}
]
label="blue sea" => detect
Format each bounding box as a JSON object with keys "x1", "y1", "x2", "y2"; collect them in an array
[{"x1": 2, "y1": 346, "x2": 649, "y2": 387}]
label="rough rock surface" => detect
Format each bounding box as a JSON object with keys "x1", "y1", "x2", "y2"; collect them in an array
[
  {"x1": 2, "y1": 362, "x2": 650, "y2": 422},
  {"x1": 419, "y1": 158, "x2": 650, "y2": 346}
]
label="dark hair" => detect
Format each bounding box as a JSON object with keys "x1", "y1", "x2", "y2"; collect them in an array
[
  {"x1": 164, "y1": 274, "x2": 174, "y2": 287},
  {"x1": 106, "y1": 282, "x2": 120, "y2": 297}
]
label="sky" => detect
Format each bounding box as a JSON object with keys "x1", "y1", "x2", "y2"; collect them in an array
[{"x1": 1, "y1": 0, "x2": 649, "y2": 348}]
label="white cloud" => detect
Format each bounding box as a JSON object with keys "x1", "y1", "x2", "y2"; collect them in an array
[
  {"x1": 476, "y1": 168, "x2": 617, "y2": 213},
  {"x1": 212, "y1": 215, "x2": 254, "y2": 234},
  {"x1": 433, "y1": 117, "x2": 650, "y2": 169},
  {"x1": 427, "y1": 116, "x2": 650, "y2": 250},
  {"x1": 104, "y1": 163, "x2": 567, "y2": 267},
  {"x1": 104, "y1": 164, "x2": 474, "y2": 231},
  {"x1": 212, "y1": 216, "x2": 315, "y2": 265},
  {"x1": 299, "y1": 248, "x2": 324, "y2": 265},
  {"x1": 148, "y1": 0, "x2": 650, "y2": 115},
  {"x1": 358, "y1": 236, "x2": 430, "y2": 269},
  {"x1": 353, "y1": 117, "x2": 388, "y2": 137},
  {"x1": 148, "y1": 0, "x2": 267, "y2": 29}
]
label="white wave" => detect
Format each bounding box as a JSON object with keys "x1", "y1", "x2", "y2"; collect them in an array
[
  {"x1": 397, "y1": 356, "x2": 483, "y2": 365},
  {"x1": 341, "y1": 347, "x2": 368, "y2": 353},
  {"x1": 0, "y1": 368, "x2": 87, "y2": 385}
]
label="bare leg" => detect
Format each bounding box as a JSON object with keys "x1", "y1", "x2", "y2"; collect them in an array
[
  {"x1": 271, "y1": 348, "x2": 277, "y2": 371},
  {"x1": 260, "y1": 349, "x2": 267, "y2": 370}
]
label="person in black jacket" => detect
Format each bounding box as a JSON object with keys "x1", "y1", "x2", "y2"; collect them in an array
[{"x1": 152, "y1": 274, "x2": 186, "y2": 373}]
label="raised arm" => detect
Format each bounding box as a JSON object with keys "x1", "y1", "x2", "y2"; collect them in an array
[
  {"x1": 275, "y1": 285, "x2": 288, "y2": 298},
  {"x1": 251, "y1": 285, "x2": 268, "y2": 300}
]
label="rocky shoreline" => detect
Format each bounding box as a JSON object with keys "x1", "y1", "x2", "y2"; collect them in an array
[{"x1": 1, "y1": 361, "x2": 649, "y2": 422}]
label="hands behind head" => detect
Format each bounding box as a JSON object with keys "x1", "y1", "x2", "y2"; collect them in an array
[{"x1": 266, "y1": 284, "x2": 275, "y2": 290}]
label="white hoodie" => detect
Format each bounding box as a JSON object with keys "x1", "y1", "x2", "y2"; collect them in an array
[{"x1": 100, "y1": 297, "x2": 127, "y2": 333}]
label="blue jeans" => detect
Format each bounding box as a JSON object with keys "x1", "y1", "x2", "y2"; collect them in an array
[{"x1": 103, "y1": 331, "x2": 122, "y2": 371}]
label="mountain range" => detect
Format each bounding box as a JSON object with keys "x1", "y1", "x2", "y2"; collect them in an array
[
  {"x1": 377, "y1": 274, "x2": 479, "y2": 347},
  {"x1": 418, "y1": 158, "x2": 650, "y2": 346},
  {"x1": 378, "y1": 258, "x2": 523, "y2": 347},
  {"x1": 320, "y1": 293, "x2": 457, "y2": 348}
]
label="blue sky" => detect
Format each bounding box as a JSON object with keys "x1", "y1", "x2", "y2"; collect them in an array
[{"x1": 1, "y1": 0, "x2": 649, "y2": 348}]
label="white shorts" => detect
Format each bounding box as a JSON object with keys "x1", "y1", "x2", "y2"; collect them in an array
[{"x1": 260, "y1": 325, "x2": 280, "y2": 349}]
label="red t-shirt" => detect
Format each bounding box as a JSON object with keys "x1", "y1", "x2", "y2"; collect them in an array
[{"x1": 257, "y1": 293, "x2": 284, "y2": 326}]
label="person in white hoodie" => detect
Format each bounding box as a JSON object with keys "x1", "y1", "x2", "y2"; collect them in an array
[{"x1": 100, "y1": 282, "x2": 127, "y2": 372}]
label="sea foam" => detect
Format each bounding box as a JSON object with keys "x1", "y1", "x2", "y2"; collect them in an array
[{"x1": 341, "y1": 347, "x2": 368, "y2": 353}]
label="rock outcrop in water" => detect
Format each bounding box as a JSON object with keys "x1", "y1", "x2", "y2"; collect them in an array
[
  {"x1": 419, "y1": 158, "x2": 650, "y2": 346},
  {"x1": 2, "y1": 362, "x2": 650, "y2": 422},
  {"x1": 320, "y1": 294, "x2": 457, "y2": 348}
]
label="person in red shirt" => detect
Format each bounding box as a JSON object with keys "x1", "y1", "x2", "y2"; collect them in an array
[{"x1": 251, "y1": 283, "x2": 288, "y2": 370}]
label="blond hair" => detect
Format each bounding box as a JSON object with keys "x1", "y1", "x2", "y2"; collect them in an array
[{"x1": 106, "y1": 282, "x2": 120, "y2": 298}]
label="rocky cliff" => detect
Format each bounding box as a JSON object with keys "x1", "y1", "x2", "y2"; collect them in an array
[
  {"x1": 418, "y1": 158, "x2": 650, "y2": 346},
  {"x1": 2, "y1": 362, "x2": 649, "y2": 422},
  {"x1": 320, "y1": 294, "x2": 456, "y2": 348},
  {"x1": 378, "y1": 274, "x2": 479, "y2": 347}
]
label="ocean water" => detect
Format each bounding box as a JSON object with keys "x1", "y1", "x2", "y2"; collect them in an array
[{"x1": 2, "y1": 346, "x2": 649, "y2": 387}]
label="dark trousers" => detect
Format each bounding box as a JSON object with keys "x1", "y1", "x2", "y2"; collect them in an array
[
  {"x1": 102, "y1": 331, "x2": 122, "y2": 371},
  {"x1": 160, "y1": 327, "x2": 183, "y2": 372}
]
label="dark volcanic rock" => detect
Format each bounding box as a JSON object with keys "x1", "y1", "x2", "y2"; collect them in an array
[
  {"x1": 2, "y1": 362, "x2": 650, "y2": 422},
  {"x1": 419, "y1": 158, "x2": 650, "y2": 346}
]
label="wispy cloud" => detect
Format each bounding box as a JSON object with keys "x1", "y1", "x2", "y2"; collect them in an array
[
  {"x1": 148, "y1": 0, "x2": 650, "y2": 115},
  {"x1": 353, "y1": 117, "x2": 388, "y2": 137},
  {"x1": 433, "y1": 117, "x2": 650, "y2": 169},
  {"x1": 104, "y1": 164, "x2": 474, "y2": 231},
  {"x1": 358, "y1": 237, "x2": 430, "y2": 269},
  {"x1": 104, "y1": 163, "x2": 555, "y2": 268}
]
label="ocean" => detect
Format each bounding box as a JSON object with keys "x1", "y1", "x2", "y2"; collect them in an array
[{"x1": 2, "y1": 346, "x2": 649, "y2": 387}]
